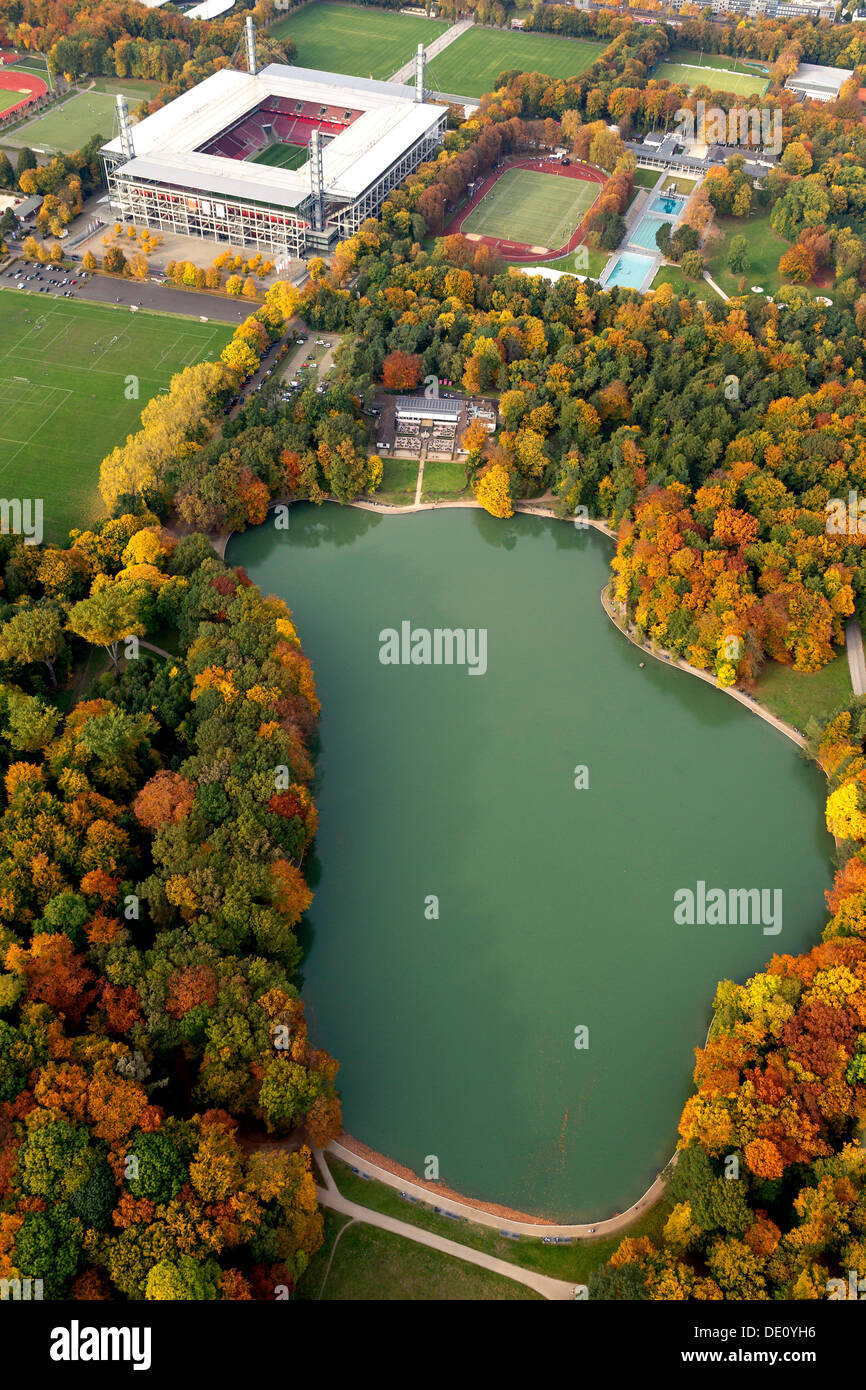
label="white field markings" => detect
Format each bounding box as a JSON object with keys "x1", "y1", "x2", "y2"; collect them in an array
[
  {"x1": 471, "y1": 173, "x2": 594, "y2": 245},
  {"x1": 0, "y1": 302, "x2": 227, "y2": 477}
]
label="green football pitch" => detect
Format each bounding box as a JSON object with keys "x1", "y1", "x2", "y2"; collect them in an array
[
  {"x1": 250, "y1": 142, "x2": 308, "y2": 170},
  {"x1": 461, "y1": 167, "x2": 599, "y2": 251},
  {"x1": 0, "y1": 292, "x2": 232, "y2": 542},
  {"x1": 652, "y1": 52, "x2": 769, "y2": 98},
  {"x1": 4, "y1": 88, "x2": 142, "y2": 151},
  {"x1": 270, "y1": 2, "x2": 447, "y2": 79},
  {"x1": 419, "y1": 28, "x2": 603, "y2": 99}
]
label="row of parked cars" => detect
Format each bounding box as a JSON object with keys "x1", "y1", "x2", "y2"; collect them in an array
[{"x1": 5, "y1": 260, "x2": 85, "y2": 297}]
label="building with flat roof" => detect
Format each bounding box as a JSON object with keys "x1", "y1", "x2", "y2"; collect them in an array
[
  {"x1": 785, "y1": 62, "x2": 853, "y2": 101},
  {"x1": 100, "y1": 57, "x2": 446, "y2": 259},
  {"x1": 396, "y1": 395, "x2": 462, "y2": 423}
]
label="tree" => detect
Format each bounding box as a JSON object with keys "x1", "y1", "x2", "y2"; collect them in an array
[
  {"x1": 82, "y1": 250, "x2": 97, "y2": 272},
  {"x1": 0, "y1": 602, "x2": 66, "y2": 688},
  {"x1": 66, "y1": 585, "x2": 147, "y2": 674},
  {"x1": 680, "y1": 250, "x2": 704, "y2": 280},
  {"x1": 727, "y1": 234, "x2": 749, "y2": 274},
  {"x1": 382, "y1": 351, "x2": 422, "y2": 391},
  {"x1": 475, "y1": 463, "x2": 513, "y2": 519}
]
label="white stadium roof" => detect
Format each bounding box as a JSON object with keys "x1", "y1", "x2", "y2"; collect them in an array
[
  {"x1": 185, "y1": 0, "x2": 236, "y2": 17},
  {"x1": 103, "y1": 64, "x2": 445, "y2": 209}
]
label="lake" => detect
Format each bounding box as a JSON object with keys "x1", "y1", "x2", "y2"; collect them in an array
[{"x1": 228, "y1": 505, "x2": 832, "y2": 1221}]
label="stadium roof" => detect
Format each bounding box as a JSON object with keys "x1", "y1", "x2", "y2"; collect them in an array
[
  {"x1": 785, "y1": 63, "x2": 854, "y2": 99},
  {"x1": 185, "y1": 0, "x2": 235, "y2": 16},
  {"x1": 103, "y1": 64, "x2": 445, "y2": 208}
]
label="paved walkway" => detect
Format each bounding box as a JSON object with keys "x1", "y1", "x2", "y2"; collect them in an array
[
  {"x1": 326, "y1": 1137, "x2": 666, "y2": 1241},
  {"x1": 846, "y1": 618, "x2": 866, "y2": 697},
  {"x1": 703, "y1": 270, "x2": 729, "y2": 301},
  {"x1": 389, "y1": 17, "x2": 474, "y2": 84},
  {"x1": 314, "y1": 1151, "x2": 580, "y2": 1300}
]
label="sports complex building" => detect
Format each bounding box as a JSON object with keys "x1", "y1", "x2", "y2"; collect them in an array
[{"x1": 100, "y1": 22, "x2": 446, "y2": 259}]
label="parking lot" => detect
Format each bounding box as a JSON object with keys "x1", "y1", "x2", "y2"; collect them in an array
[{"x1": 1, "y1": 260, "x2": 90, "y2": 299}]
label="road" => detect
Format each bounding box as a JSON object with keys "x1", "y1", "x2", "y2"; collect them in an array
[
  {"x1": 314, "y1": 1152, "x2": 581, "y2": 1301},
  {"x1": 846, "y1": 618, "x2": 866, "y2": 697},
  {"x1": 74, "y1": 274, "x2": 253, "y2": 324}
]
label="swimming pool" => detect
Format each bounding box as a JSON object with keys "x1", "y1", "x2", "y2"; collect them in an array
[
  {"x1": 603, "y1": 251, "x2": 655, "y2": 290},
  {"x1": 629, "y1": 214, "x2": 671, "y2": 252},
  {"x1": 650, "y1": 193, "x2": 687, "y2": 216}
]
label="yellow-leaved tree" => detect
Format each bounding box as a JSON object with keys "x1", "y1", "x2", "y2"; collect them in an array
[{"x1": 475, "y1": 463, "x2": 513, "y2": 519}]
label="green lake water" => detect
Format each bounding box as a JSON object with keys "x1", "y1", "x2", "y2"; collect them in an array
[{"x1": 227, "y1": 505, "x2": 832, "y2": 1221}]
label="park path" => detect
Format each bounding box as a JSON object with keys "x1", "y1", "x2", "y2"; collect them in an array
[
  {"x1": 389, "y1": 17, "x2": 474, "y2": 84},
  {"x1": 325, "y1": 1137, "x2": 665, "y2": 1243},
  {"x1": 313, "y1": 1163, "x2": 580, "y2": 1300},
  {"x1": 702, "y1": 270, "x2": 729, "y2": 301},
  {"x1": 846, "y1": 618, "x2": 866, "y2": 697}
]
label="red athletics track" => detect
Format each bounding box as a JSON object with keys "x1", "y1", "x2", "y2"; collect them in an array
[
  {"x1": 443, "y1": 156, "x2": 607, "y2": 263},
  {"x1": 0, "y1": 63, "x2": 47, "y2": 117}
]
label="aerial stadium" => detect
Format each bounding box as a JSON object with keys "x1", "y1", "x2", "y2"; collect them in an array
[{"x1": 100, "y1": 18, "x2": 447, "y2": 260}]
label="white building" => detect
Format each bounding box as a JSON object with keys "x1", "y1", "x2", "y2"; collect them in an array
[
  {"x1": 101, "y1": 63, "x2": 446, "y2": 259},
  {"x1": 785, "y1": 61, "x2": 854, "y2": 101}
]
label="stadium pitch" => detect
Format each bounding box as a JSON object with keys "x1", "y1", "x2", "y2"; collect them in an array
[
  {"x1": 0, "y1": 292, "x2": 232, "y2": 541},
  {"x1": 250, "y1": 142, "x2": 309, "y2": 170},
  {"x1": 461, "y1": 167, "x2": 599, "y2": 254},
  {"x1": 652, "y1": 53, "x2": 769, "y2": 98}
]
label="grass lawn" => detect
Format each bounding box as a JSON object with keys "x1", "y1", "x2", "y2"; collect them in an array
[
  {"x1": 663, "y1": 175, "x2": 698, "y2": 194},
  {"x1": 422, "y1": 459, "x2": 469, "y2": 500},
  {"x1": 0, "y1": 291, "x2": 232, "y2": 541},
  {"x1": 703, "y1": 210, "x2": 792, "y2": 299},
  {"x1": 0, "y1": 88, "x2": 27, "y2": 115},
  {"x1": 86, "y1": 76, "x2": 163, "y2": 100},
  {"x1": 250, "y1": 141, "x2": 308, "y2": 170},
  {"x1": 270, "y1": 2, "x2": 447, "y2": 80},
  {"x1": 633, "y1": 166, "x2": 661, "y2": 190},
  {"x1": 522, "y1": 245, "x2": 607, "y2": 278},
  {"x1": 753, "y1": 653, "x2": 853, "y2": 735},
  {"x1": 420, "y1": 27, "x2": 603, "y2": 99},
  {"x1": 302, "y1": 1218, "x2": 541, "y2": 1299},
  {"x1": 462, "y1": 167, "x2": 599, "y2": 250},
  {"x1": 295, "y1": 1210, "x2": 352, "y2": 1300},
  {"x1": 4, "y1": 88, "x2": 144, "y2": 150},
  {"x1": 326, "y1": 1158, "x2": 674, "y2": 1285},
  {"x1": 651, "y1": 264, "x2": 722, "y2": 300},
  {"x1": 374, "y1": 457, "x2": 418, "y2": 506},
  {"x1": 653, "y1": 49, "x2": 769, "y2": 97}
]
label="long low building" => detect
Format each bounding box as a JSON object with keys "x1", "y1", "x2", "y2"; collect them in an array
[{"x1": 100, "y1": 60, "x2": 446, "y2": 259}]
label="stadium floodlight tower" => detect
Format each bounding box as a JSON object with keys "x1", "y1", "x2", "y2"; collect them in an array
[
  {"x1": 244, "y1": 14, "x2": 258, "y2": 77},
  {"x1": 414, "y1": 42, "x2": 425, "y2": 102},
  {"x1": 115, "y1": 94, "x2": 135, "y2": 162},
  {"x1": 309, "y1": 127, "x2": 325, "y2": 233}
]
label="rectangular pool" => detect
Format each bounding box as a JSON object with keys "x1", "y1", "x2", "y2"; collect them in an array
[
  {"x1": 650, "y1": 193, "x2": 687, "y2": 217},
  {"x1": 629, "y1": 214, "x2": 671, "y2": 252},
  {"x1": 603, "y1": 251, "x2": 655, "y2": 290}
]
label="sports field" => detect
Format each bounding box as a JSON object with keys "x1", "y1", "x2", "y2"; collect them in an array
[
  {"x1": 461, "y1": 167, "x2": 598, "y2": 250},
  {"x1": 652, "y1": 50, "x2": 769, "y2": 97},
  {"x1": 0, "y1": 292, "x2": 233, "y2": 541},
  {"x1": 420, "y1": 27, "x2": 603, "y2": 99},
  {"x1": 250, "y1": 141, "x2": 308, "y2": 170},
  {"x1": 270, "y1": 2, "x2": 447, "y2": 80},
  {"x1": 0, "y1": 87, "x2": 27, "y2": 114},
  {"x1": 4, "y1": 88, "x2": 140, "y2": 151}
]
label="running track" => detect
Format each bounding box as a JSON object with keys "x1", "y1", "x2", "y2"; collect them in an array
[{"x1": 443, "y1": 156, "x2": 607, "y2": 263}]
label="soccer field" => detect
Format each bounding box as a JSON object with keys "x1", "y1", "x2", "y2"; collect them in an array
[
  {"x1": 4, "y1": 89, "x2": 140, "y2": 151},
  {"x1": 250, "y1": 141, "x2": 308, "y2": 170},
  {"x1": 421, "y1": 28, "x2": 603, "y2": 99},
  {"x1": 270, "y1": 2, "x2": 447, "y2": 79},
  {"x1": 0, "y1": 88, "x2": 27, "y2": 115},
  {"x1": 0, "y1": 293, "x2": 233, "y2": 542},
  {"x1": 461, "y1": 168, "x2": 599, "y2": 251},
  {"x1": 653, "y1": 55, "x2": 769, "y2": 98}
]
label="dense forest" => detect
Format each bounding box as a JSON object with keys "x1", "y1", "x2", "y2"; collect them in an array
[{"x1": 0, "y1": 519, "x2": 341, "y2": 1298}]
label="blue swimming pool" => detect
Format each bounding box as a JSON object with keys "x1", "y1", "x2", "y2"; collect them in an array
[
  {"x1": 629, "y1": 215, "x2": 671, "y2": 252},
  {"x1": 604, "y1": 251, "x2": 655, "y2": 290},
  {"x1": 650, "y1": 193, "x2": 687, "y2": 216}
]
